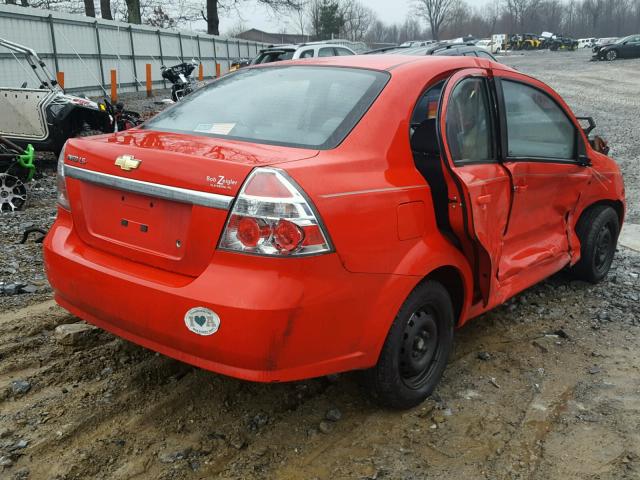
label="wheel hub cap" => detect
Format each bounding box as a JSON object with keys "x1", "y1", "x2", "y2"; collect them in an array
[
  {"x1": 594, "y1": 225, "x2": 613, "y2": 270},
  {"x1": 400, "y1": 310, "x2": 438, "y2": 378}
]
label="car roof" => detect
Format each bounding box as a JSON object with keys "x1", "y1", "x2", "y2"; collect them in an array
[{"x1": 249, "y1": 53, "x2": 511, "y2": 73}]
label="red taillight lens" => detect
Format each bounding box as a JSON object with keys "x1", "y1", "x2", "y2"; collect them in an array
[
  {"x1": 236, "y1": 216, "x2": 269, "y2": 247},
  {"x1": 273, "y1": 219, "x2": 304, "y2": 252},
  {"x1": 219, "y1": 168, "x2": 332, "y2": 256},
  {"x1": 56, "y1": 144, "x2": 70, "y2": 211}
]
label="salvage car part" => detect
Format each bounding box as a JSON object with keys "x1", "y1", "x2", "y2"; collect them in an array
[
  {"x1": 0, "y1": 135, "x2": 35, "y2": 181},
  {"x1": 45, "y1": 56, "x2": 625, "y2": 409},
  {"x1": 0, "y1": 173, "x2": 27, "y2": 212},
  {"x1": 0, "y1": 37, "x2": 141, "y2": 153}
]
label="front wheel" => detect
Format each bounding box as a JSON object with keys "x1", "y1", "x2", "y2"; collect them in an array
[
  {"x1": 362, "y1": 280, "x2": 455, "y2": 409},
  {"x1": 606, "y1": 49, "x2": 618, "y2": 61},
  {"x1": 570, "y1": 205, "x2": 619, "y2": 283}
]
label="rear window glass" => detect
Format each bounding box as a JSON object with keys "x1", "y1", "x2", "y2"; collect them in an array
[
  {"x1": 254, "y1": 51, "x2": 294, "y2": 64},
  {"x1": 145, "y1": 66, "x2": 389, "y2": 149}
]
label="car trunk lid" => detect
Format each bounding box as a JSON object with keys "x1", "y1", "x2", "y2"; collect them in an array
[{"x1": 63, "y1": 130, "x2": 318, "y2": 277}]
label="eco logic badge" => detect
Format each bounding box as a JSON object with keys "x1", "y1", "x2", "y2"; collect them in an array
[{"x1": 184, "y1": 307, "x2": 220, "y2": 336}]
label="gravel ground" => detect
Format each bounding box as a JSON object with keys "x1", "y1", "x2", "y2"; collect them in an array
[{"x1": 0, "y1": 50, "x2": 639, "y2": 480}]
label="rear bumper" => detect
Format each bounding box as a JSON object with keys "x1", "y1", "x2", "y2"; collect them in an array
[{"x1": 44, "y1": 209, "x2": 416, "y2": 382}]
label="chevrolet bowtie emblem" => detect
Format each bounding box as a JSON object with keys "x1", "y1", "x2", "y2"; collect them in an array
[{"x1": 115, "y1": 155, "x2": 141, "y2": 171}]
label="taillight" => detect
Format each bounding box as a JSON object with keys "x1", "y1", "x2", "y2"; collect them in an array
[
  {"x1": 56, "y1": 144, "x2": 70, "y2": 210},
  {"x1": 219, "y1": 168, "x2": 332, "y2": 256}
]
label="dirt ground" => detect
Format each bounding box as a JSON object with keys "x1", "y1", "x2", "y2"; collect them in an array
[{"x1": 1, "y1": 48, "x2": 639, "y2": 480}]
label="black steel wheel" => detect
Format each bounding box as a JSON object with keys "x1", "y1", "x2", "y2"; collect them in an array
[
  {"x1": 570, "y1": 205, "x2": 619, "y2": 283},
  {"x1": 399, "y1": 309, "x2": 440, "y2": 389},
  {"x1": 362, "y1": 280, "x2": 455, "y2": 409}
]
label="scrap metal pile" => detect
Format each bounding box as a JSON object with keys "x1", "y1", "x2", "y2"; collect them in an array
[
  {"x1": 0, "y1": 37, "x2": 144, "y2": 214},
  {"x1": 0, "y1": 136, "x2": 34, "y2": 212}
]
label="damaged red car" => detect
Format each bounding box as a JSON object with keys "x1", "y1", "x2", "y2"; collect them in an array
[{"x1": 44, "y1": 55, "x2": 625, "y2": 409}]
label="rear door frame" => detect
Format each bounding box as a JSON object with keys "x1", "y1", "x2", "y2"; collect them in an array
[{"x1": 436, "y1": 67, "x2": 513, "y2": 306}]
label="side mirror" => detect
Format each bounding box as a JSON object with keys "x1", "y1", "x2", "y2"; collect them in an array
[{"x1": 410, "y1": 119, "x2": 440, "y2": 155}]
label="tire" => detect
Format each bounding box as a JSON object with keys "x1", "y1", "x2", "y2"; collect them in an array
[
  {"x1": 605, "y1": 49, "x2": 618, "y2": 61},
  {"x1": 570, "y1": 205, "x2": 619, "y2": 283},
  {"x1": 171, "y1": 86, "x2": 180, "y2": 102},
  {"x1": 362, "y1": 280, "x2": 455, "y2": 409}
]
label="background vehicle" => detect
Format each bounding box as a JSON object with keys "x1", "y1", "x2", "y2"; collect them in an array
[
  {"x1": 161, "y1": 61, "x2": 199, "y2": 102},
  {"x1": 475, "y1": 39, "x2": 492, "y2": 50},
  {"x1": 595, "y1": 37, "x2": 618, "y2": 46},
  {"x1": 549, "y1": 35, "x2": 579, "y2": 50},
  {"x1": 400, "y1": 40, "x2": 435, "y2": 47},
  {"x1": 519, "y1": 33, "x2": 542, "y2": 49},
  {"x1": 45, "y1": 55, "x2": 622, "y2": 409},
  {"x1": 379, "y1": 42, "x2": 498, "y2": 61},
  {"x1": 100, "y1": 98, "x2": 143, "y2": 132},
  {"x1": 592, "y1": 34, "x2": 640, "y2": 60},
  {"x1": 491, "y1": 34, "x2": 507, "y2": 53},
  {"x1": 0, "y1": 37, "x2": 111, "y2": 153},
  {"x1": 229, "y1": 58, "x2": 251, "y2": 72},
  {"x1": 578, "y1": 37, "x2": 598, "y2": 48},
  {"x1": 251, "y1": 42, "x2": 355, "y2": 64}
]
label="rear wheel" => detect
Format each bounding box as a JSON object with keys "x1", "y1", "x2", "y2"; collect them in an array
[
  {"x1": 362, "y1": 280, "x2": 454, "y2": 409},
  {"x1": 606, "y1": 49, "x2": 618, "y2": 61},
  {"x1": 570, "y1": 205, "x2": 619, "y2": 283}
]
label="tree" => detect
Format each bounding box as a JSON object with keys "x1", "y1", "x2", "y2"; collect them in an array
[
  {"x1": 125, "y1": 0, "x2": 141, "y2": 23},
  {"x1": 201, "y1": 0, "x2": 302, "y2": 36},
  {"x1": 146, "y1": 5, "x2": 175, "y2": 26},
  {"x1": 101, "y1": 0, "x2": 113, "y2": 19},
  {"x1": 340, "y1": 0, "x2": 374, "y2": 40},
  {"x1": 288, "y1": 0, "x2": 309, "y2": 36},
  {"x1": 414, "y1": 0, "x2": 456, "y2": 40},
  {"x1": 204, "y1": 0, "x2": 219, "y2": 35},
  {"x1": 84, "y1": 0, "x2": 96, "y2": 16},
  {"x1": 318, "y1": 0, "x2": 343, "y2": 38}
]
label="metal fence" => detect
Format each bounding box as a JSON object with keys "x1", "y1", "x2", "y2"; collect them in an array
[{"x1": 0, "y1": 4, "x2": 266, "y2": 95}]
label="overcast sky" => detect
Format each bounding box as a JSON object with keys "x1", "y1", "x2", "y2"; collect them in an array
[{"x1": 216, "y1": 0, "x2": 415, "y2": 35}]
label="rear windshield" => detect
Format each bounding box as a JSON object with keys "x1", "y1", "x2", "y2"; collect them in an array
[
  {"x1": 253, "y1": 50, "x2": 295, "y2": 64},
  {"x1": 144, "y1": 66, "x2": 389, "y2": 149}
]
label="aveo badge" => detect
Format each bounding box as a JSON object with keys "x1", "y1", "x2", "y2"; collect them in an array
[{"x1": 184, "y1": 307, "x2": 220, "y2": 336}]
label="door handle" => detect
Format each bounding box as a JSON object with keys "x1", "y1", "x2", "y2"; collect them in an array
[
  {"x1": 476, "y1": 194, "x2": 492, "y2": 205},
  {"x1": 513, "y1": 184, "x2": 528, "y2": 193}
]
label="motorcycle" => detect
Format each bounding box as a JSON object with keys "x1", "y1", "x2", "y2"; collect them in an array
[
  {"x1": 161, "y1": 61, "x2": 199, "y2": 102},
  {"x1": 99, "y1": 98, "x2": 143, "y2": 132}
]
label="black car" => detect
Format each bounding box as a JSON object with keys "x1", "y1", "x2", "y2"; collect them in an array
[
  {"x1": 378, "y1": 42, "x2": 498, "y2": 61},
  {"x1": 593, "y1": 34, "x2": 640, "y2": 61}
]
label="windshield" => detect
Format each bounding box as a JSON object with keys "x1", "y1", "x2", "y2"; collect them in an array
[
  {"x1": 145, "y1": 66, "x2": 389, "y2": 149},
  {"x1": 615, "y1": 36, "x2": 633, "y2": 44}
]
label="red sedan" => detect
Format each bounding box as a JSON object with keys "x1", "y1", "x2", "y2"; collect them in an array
[{"x1": 44, "y1": 55, "x2": 625, "y2": 409}]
